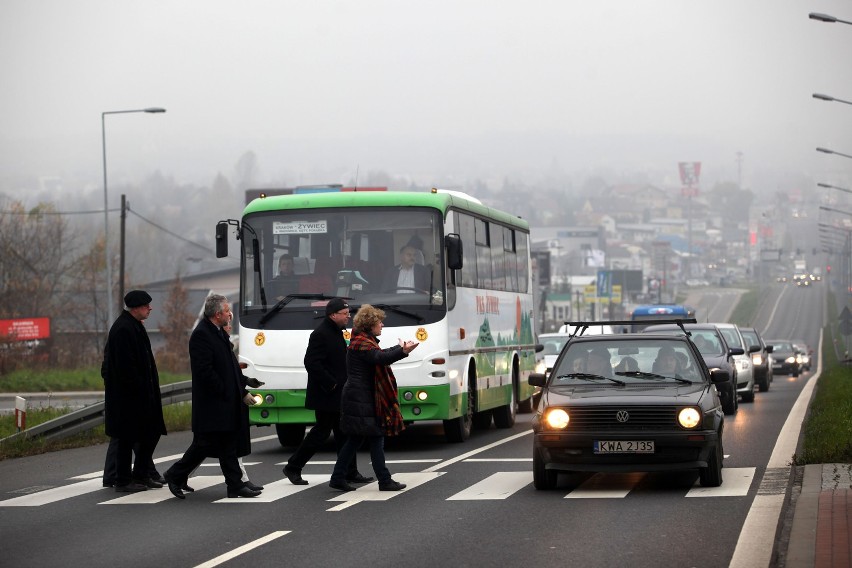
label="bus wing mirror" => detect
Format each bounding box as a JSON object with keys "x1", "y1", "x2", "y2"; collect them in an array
[
  {"x1": 216, "y1": 221, "x2": 229, "y2": 258},
  {"x1": 446, "y1": 233, "x2": 463, "y2": 270}
]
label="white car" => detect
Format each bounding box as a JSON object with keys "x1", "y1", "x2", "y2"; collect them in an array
[
  {"x1": 714, "y1": 323, "x2": 756, "y2": 402},
  {"x1": 536, "y1": 333, "x2": 572, "y2": 376}
]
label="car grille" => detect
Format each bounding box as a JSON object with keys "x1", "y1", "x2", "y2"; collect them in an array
[{"x1": 564, "y1": 405, "x2": 678, "y2": 430}]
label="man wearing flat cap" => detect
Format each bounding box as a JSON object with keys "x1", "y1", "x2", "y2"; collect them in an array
[
  {"x1": 282, "y1": 298, "x2": 372, "y2": 485},
  {"x1": 101, "y1": 290, "x2": 166, "y2": 492}
]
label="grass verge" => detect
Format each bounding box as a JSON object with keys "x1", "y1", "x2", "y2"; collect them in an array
[{"x1": 0, "y1": 367, "x2": 189, "y2": 392}]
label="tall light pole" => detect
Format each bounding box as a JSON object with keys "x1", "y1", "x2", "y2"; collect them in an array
[
  {"x1": 102, "y1": 107, "x2": 166, "y2": 325},
  {"x1": 816, "y1": 147, "x2": 852, "y2": 160},
  {"x1": 813, "y1": 93, "x2": 852, "y2": 107},
  {"x1": 818, "y1": 182, "x2": 852, "y2": 195},
  {"x1": 809, "y1": 12, "x2": 852, "y2": 26}
]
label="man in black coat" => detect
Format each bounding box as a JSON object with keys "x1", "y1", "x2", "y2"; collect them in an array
[
  {"x1": 282, "y1": 298, "x2": 372, "y2": 485},
  {"x1": 381, "y1": 244, "x2": 431, "y2": 293},
  {"x1": 164, "y1": 294, "x2": 261, "y2": 499},
  {"x1": 102, "y1": 290, "x2": 166, "y2": 493}
]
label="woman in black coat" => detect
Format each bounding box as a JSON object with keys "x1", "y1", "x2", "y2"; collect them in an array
[{"x1": 329, "y1": 304, "x2": 418, "y2": 492}]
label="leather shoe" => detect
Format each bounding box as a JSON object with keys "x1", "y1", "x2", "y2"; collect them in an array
[
  {"x1": 329, "y1": 480, "x2": 356, "y2": 492},
  {"x1": 102, "y1": 481, "x2": 115, "y2": 488},
  {"x1": 164, "y1": 474, "x2": 186, "y2": 499},
  {"x1": 245, "y1": 480, "x2": 264, "y2": 491},
  {"x1": 115, "y1": 482, "x2": 148, "y2": 493},
  {"x1": 283, "y1": 465, "x2": 308, "y2": 485},
  {"x1": 149, "y1": 473, "x2": 166, "y2": 485},
  {"x1": 346, "y1": 472, "x2": 375, "y2": 484},
  {"x1": 181, "y1": 483, "x2": 195, "y2": 493},
  {"x1": 133, "y1": 477, "x2": 164, "y2": 489},
  {"x1": 227, "y1": 486, "x2": 262, "y2": 498},
  {"x1": 379, "y1": 480, "x2": 407, "y2": 491}
]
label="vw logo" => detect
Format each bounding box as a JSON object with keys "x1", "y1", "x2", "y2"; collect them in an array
[{"x1": 615, "y1": 410, "x2": 630, "y2": 423}]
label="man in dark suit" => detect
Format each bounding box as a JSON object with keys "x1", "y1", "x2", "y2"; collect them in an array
[
  {"x1": 282, "y1": 298, "x2": 372, "y2": 485},
  {"x1": 381, "y1": 244, "x2": 431, "y2": 293},
  {"x1": 102, "y1": 290, "x2": 166, "y2": 492},
  {"x1": 164, "y1": 294, "x2": 261, "y2": 499}
]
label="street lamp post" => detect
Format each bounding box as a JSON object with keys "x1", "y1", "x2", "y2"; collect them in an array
[
  {"x1": 102, "y1": 107, "x2": 165, "y2": 325},
  {"x1": 818, "y1": 182, "x2": 852, "y2": 195},
  {"x1": 813, "y1": 93, "x2": 852, "y2": 107},
  {"x1": 816, "y1": 147, "x2": 852, "y2": 160},
  {"x1": 809, "y1": 12, "x2": 852, "y2": 26}
]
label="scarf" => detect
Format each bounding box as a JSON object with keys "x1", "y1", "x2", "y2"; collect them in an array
[{"x1": 349, "y1": 332, "x2": 406, "y2": 437}]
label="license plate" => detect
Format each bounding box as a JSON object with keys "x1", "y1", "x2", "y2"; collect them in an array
[{"x1": 594, "y1": 440, "x2": 654, "y2": 454}]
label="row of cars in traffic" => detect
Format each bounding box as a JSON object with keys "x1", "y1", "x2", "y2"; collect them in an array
[{"x1": 529, "y1": 321, "x2": 813, "y2": 490}]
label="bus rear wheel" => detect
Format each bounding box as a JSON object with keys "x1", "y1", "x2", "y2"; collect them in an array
[
  {"x1": 493, "y1": 365, "x2": 517, "y2": 428},
  {"x1": 275, "y1": 424, "x2": 306, "y2": 448}
]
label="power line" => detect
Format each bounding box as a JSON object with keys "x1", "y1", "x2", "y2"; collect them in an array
[{"x1": 127, "y1": 209, "x2": 214, "y2": 254}]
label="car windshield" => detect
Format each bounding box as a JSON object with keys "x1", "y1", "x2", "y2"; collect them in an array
[
  {"x1": 740, "y1": 330, "x2": 759, "y2": 349},
  {"x1": 768, "y1": 341, "x2": 794, "y2": 352},
  {"x1": 551, "y1": 339, "x2": 703, "y2": 386}
]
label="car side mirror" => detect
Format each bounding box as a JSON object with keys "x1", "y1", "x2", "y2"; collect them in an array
[
  {"x1": 529, "y1": 373, "x2": 547, "y2": 387},
  {"x1": 535, "y1": 343, "x2": 544, "y2": 353},
  {"x1": 729, "y1": 347, "x2": 745, "y2": 356},
  {"x1": 748, "y1": 345, "x2": 760, "y2": 354},
  {"x1": 765, "y1": 345, "x2": 774, "y2": 353},
  {"x1": 709, "y1": 367, "x2": 731, "y2": 385}
]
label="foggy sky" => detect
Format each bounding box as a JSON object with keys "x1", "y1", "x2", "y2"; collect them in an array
[{"x1": 2, "y1": 0, "x2": 852, "y2": 197}]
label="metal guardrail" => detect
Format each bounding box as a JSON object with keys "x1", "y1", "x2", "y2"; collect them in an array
[{"x1": 0, "y1": 380, "x2": 193, "y2": 446}]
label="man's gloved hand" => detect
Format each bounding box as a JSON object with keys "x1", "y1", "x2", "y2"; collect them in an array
[
  {"x1": 243, "y1": 392, "x2": 258, "y2": 406},
  {"x1": 245, "y1": 377, "x2": 265, "y2": 388}
]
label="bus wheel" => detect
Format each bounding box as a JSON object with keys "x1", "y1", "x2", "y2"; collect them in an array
[
  {"x1": 275, "y1": 424, "x2": 306, "y2": 448},
  {"x1": 493, "y1": 365, "x2": 517, "y2": 428},
  {"x1": 472, "y1": 409, "x2": 492, "y2": 430},
  {"x1": 444, "y1": 372, "x2": 474, "y2": 443}
]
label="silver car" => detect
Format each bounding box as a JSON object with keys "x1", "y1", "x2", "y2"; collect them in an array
[{"x1": 714, "y1": 323, "x2": 756, "y2": 402}]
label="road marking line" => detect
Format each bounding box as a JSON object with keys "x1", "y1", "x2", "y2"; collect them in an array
[
  {"x1": 464, "y1": 458, "x2": 532, "y2": 462},
  {"x1": 421, "y1": 430, "x2": 533, "y2": 473},
  {"x1": 447, "y1": 471, "x2": 532, "y2": 500},
  {"x1": 214, "y1": 475, "x2": 327, "y2": 503},
  {"x1": 686, "y1": 467, "x2": 755, "y2": 497},
  {"x1": 100, "y1": 476, "x2": 222, "y2": 504},
  {"x1": 564, "y1": 472, "x2": 646, "y2": 499},
  {"x1": 0, "y1": 479, "x2": 102, "y2": 507},
  {"x1": 194, "y1": 531, "x2": 290, "y2": 568},
  {"x1": 326, "y1": 472, "x2": 444, "y2": 511}
]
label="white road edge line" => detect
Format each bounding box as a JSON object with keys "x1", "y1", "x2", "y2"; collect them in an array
[
  {"x1": 193, "y1": 531, "x2": 290, "y2": 568},
  {"x1": 728, "y1": 328, "x2": 823, "y2": 568}
]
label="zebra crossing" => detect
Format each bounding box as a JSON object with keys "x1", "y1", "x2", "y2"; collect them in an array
[{"x1": 0, "y1": 461, "x2": 757, "y2": 508}]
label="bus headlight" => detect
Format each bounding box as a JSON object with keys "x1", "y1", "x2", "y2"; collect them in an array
[
  {"x1": 417, "y1": 391, "x2": 428, "y2": 401},
  {"x1": 252, "y1": 394, "x2": 263, "y2": 405},
  {"x1": 678, "y1": 407, "x2": 701, "y2": 429},
  {"x1": 544, "y1": 408, "x2": 569, "y2": 429}
]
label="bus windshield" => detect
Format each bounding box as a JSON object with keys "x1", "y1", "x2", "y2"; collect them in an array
[{"x1": 239, "y1": 207, "x2": 445, "y2": 328}]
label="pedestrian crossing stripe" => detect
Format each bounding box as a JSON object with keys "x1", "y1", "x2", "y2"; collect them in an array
[{"x1": 0, "y1": 467, "x2": 757, "y2": 507}]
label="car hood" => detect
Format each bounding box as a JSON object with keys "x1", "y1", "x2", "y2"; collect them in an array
[{"x1": 543, "y1": 382, "x2": 708, "y2": 406}]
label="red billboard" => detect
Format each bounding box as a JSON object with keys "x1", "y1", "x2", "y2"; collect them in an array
[{"x1": 0, "y1": 318, "x2": 51, "y2": 341}]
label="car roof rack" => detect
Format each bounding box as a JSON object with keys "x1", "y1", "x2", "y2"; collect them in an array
[{"x1": 563, "y1": 319, "x2": 698, "y2": 338}]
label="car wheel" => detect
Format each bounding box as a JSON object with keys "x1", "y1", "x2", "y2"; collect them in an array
[
  {"x1": 699, "y1": 441, "x2": 723, "y2": 487},
  {"x1": 758, "y1": 374, "x2": 770, "y2": 392},
  {"x1": 533, "y1": 447, "x2": 557, "y2": 490},
  {"x1": 722, "y1": 389, "x2": 737, "y2": 415},
  {"x1": 741, "y1": 388, "x2": 755, "y2": 403}
]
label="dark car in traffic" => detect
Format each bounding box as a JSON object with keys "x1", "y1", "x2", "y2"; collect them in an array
[
  {"x1": 642, "y1": 323, "x2": 742, "y2": 415},
  {"x1": 528, "y1": 327, "x2": 728, "y2": 489},
  {"x1": 740, "y1": 327, "x2": 773, "y2": 392},
  {"x1": 765, "y1": 339, "x2": 800, "y2": 376}
]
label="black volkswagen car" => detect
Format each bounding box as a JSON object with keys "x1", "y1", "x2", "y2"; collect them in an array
[
  {"x1": 642, "y1": 323, "x2": 742, "y2": 415},
  {"x1": 529, "y1": 323, "x2": 728, "y2": 490}
]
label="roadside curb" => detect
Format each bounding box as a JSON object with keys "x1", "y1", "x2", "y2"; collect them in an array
[{"x1": 786, "y1": 463, "x2": 822, "y2": 567}]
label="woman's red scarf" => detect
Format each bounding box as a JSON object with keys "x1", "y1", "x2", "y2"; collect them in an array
[{"x1": 349, "y1": 332, "x2": 405, "y2": 436}]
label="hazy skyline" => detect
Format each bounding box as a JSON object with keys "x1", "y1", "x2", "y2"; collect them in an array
[{"x1": 2, "y1": 0, "x2": 852, "y2": 200}]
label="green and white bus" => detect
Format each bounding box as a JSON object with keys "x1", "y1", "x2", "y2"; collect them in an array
[{"x1": 216, "y1": 188, "x2": 538, "y2": 445}]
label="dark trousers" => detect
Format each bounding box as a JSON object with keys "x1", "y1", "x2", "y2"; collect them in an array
[
  {"x1": 287, "y1": 410, "x2": 357, "y2": 476},
  {"x1": 104, "y1": 435, "x2": 160, "y2": 486},
  {"x1": 331, "y1": 435, "x2": 391, "y2": 485},
  {"x1": 165, "y1": 432, "x2": 244, "y2": 491}
]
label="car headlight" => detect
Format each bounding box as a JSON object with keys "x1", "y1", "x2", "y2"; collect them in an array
[
  {"x1": 786, "y1": 356, "x2": 796, "y2": 364},
  {"x1": 544, "y1": 408, "x2": 570, "y2": 429},
  {"x1": 678, "y1": 407, "x2": 702, "y2": 429},
  {"x1": 752, "y1": 354, "x2": 763, "y2": 365}
]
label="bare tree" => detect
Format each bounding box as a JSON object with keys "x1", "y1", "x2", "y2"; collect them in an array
[{"x1": 156, "y1": 276, "x2": 196, "y2": 373}]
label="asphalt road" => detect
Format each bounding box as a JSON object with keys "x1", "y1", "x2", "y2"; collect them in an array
[{"x1": 0, "y1": 283, "x2": 825, "y2": 568}]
